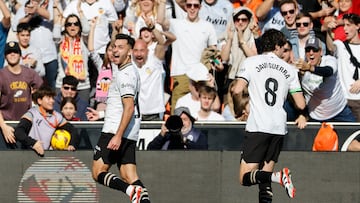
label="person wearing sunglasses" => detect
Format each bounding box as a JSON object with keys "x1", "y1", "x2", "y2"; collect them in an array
[
  {"x1": 221, "y1": 7, "x2": 257, "y2": 92},
  {"x1": 53, "y1": 10, "x2": 92, "y2": 105},
  {"x1": 157, "y1": 0, "x2": 217, "y2": 114},
  {"x1": 62, "y1": 0, "x2": 117, "y2": 56},
  {"x1": 329, "y1": 13, "x2": 360, "y2": 121},
  {"x1": 53, "y1": 75, "x2": 89, "y2": 121},
  {"x1": 289, "y1": 12, "x2": 326, "y2": 60},
  {"x1": 295, "y1": 37, "x2": 355, "y2": 122},
  {"x1": 279, "y1": 0, "x2": 298, "y2": 40}
]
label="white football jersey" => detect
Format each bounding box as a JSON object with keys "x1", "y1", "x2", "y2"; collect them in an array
[
  {"x1": 237, "y1": 52, "x2": 302, "y2": 135},
  {"x1": 102, "y1": 63, "x2": 141, "y2": 141}
]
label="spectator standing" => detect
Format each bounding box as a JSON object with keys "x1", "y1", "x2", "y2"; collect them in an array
[
  {"x1": 53, "y1": 10, "x2": 91, "y2": 102},
  {"x1": 88, "y1": 18, "x2": 116, "y2": 111},
  {"x1": 63, "y1": 0, "x2": 117, "y2": 55},
  {"x1": 12, "y1": 0, "x2": 58, "y2": 88},
  {"x1": 132, "y1": 38, "x2": 166, "y2": 121},
  {"x1": 199, "y1": 0, "x2": 234, "y2": 43},
  {"x1": 0, "y1": 41, "x2": 43, "y2": 149},
  {"x1": 15, "y1": 23, "x2": 45, "y2": 77},
  {"x1": 279, "y1": 0, "x2": 299, "y2": 40},
  {"x1": 0, "y1": 0, "x2": 11, "y2": 68},
  {"x1": 53, "y1": 75, "x2": 88, "y2": 121},
  {"x1": 139, "y1": 14, "x2": 176, "y2": 56},
  {"x1": 221, "y1": 7, "x2": 257, "y2": 88},
  {"x1": 158, "y1": 0, "x2": 218, "y2": 114},
  {"x1": 124, "y1": 0, "x2": 167, "y2": 38},
  {"x1": 290, "y1": 12, "x2": 325, "y2": 60},
  {"x1": 256, "y1": 0, "x2": 285, "y2": 33},
  {"x1": 329, "y1": 13, "x2": 360, "y2": 121},
  {"x1": 14, "y1": 86, "x2": 78, "y2": 156},
  {"x1": 232, "y1": 29, "x2": 306, "y2": 202},
  {"x1": 296, "y1": 0, "x2": 336, "y2": 43},
  {"x1": 295, "y1": 37, "x2": 355, "y2": 122}
]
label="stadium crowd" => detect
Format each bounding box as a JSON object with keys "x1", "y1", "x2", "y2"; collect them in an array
[{"x1": 0, "y1": 0, "x2": 360, "y2": 149}]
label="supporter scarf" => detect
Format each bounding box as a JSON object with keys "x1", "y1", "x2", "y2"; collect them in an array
[{"x1": 60, "y1": 37, "x2": 86, "y2": 81}]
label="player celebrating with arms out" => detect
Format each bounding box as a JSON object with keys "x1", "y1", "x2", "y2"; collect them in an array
[
  {"x1": 232, "y1": 29, "x2": 306, "y2": 202},
  {"x1": 88, "y1": 35, "x2": 150, "y2": 203}
]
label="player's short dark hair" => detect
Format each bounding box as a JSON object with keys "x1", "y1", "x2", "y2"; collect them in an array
[
  {"x1": 33, "y1": 85, "x2": 56, "y2": 104},
  {"x1": 62, "y1": 75, "x2": 79, "y2": 87},
  {"x1": 115, "y1": 34, "x2": 135, "y2": 48},
  {"x1": 261, "y1": 29, "x2": 287, "y2": 52},
  {"x1": 16, "y1": 23, "x2": 32, "y2": 33}
]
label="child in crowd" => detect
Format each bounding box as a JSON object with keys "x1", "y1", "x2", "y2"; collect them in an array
[
  {"x1": 61, "y1": 97, "x2": 80, "y2": 121},
  {"x1": 196, "y1": 85, "x2": 225, "y2": 121},
  {"x1": 14, "y1": 86, "x2": 79, "y2": 156}
]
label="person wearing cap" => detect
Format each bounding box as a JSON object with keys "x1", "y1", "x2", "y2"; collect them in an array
[
  {"x1": 147, "y1": 107, "x2": 208, "y2": 150},
  {"x1": 0, "y1": 0, "x2": 11, "y2": 68},
  {"x1": 221, "y1": 7, "x2": 257, "y2": 91},
  {"x1": 327, "y1": 13, "x2": 360, "y2": 121},
  {"x1": 295, "y1": 37, "x2": 355, "y2": 122},
  {"x1": 157, "y1": 0, "x2": 218, "y2": 114},
  {"x1": 0, "y1": 41, "x2": 43, "y2": 149},
  {"x1": 175, "y1": 63, "x2": 221, "y2": 118},
  {"x1": 53, "y1": 75, "x2": 89, "y2": 121}
]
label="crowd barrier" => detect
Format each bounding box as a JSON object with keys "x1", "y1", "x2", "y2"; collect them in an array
[
  {"x1": 2, "y1": 121, "x2": 360, "y2": 151},
  {"x1": 0, "y1": 151, "x2": 359, "y2": 203}
]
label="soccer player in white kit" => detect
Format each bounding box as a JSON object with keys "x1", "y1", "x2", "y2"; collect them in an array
[
  {"x1": 233, "y1": 29, "x2": 306, "y2": 203},
  {"x1": 90, "y1": 34, "x2": 150, "y2": 203}
]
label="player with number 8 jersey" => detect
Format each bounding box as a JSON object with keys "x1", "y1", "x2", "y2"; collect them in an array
[
  {"x1": 233, "y1": 29, "x2": 306, "y2": 202},
  {"x1": 236, "y1": 44, "x2": 302, "y2": 135}
]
